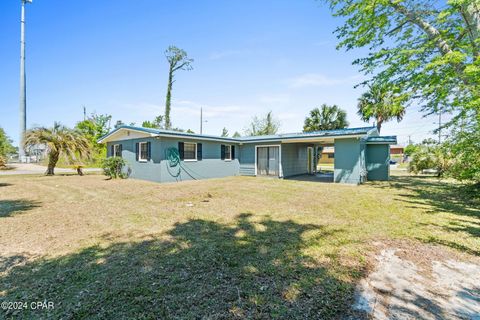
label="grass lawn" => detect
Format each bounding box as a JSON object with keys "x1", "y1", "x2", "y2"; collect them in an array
[{"x1": 0, "y1": 173, "x2": 479, "y2": 319}]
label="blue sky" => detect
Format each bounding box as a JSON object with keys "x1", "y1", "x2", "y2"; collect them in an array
[{"x1": 0, "y1": 0, "x2": 441, "y2": 146}]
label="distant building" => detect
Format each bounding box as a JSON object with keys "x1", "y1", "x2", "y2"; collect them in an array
[
  {"x1": 318, "y1": 146, "x2": 334, "y2": 164},
  {"x1": 390, "y1": 145, "x2": 404, "y2": 155}
]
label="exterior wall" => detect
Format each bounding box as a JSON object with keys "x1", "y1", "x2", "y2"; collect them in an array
[
  {"x1": 366, "y1": 144, "x2": 390, "y2": 181},
  {"x1": 360, "y1": 141, "x2": 367, "y2": 183},
  {"x1": 107, "y1": 137, "x2": 240, "y2": 183},
  {"x1": 107, "y1": 137, "x2": 163, "y2": 183},
  {"x1": 281, "y1": 143, "x2": 308, "y2": 177},
  {"x1": 238, "y1": 144, "x2": 256, "y2": 176},
  {"x1": 333, "y1": 138, "x2": 363, "y2": 184},
  {"x1": 390, "y1": 147, "x2": 404, "y2": 155},
  {"x1": 106, "y1": 136, "x2": 391, "y2": 184},
  {"x1": 238, "y1": 142, "x2": 282, "y2": 177},
  {"x1": 157, "y1": 137, "x2": 240, "y2": 183}
]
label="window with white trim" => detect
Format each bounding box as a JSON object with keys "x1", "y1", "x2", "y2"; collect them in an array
[
  {"x1": 184, "y1": 142, "x2": 197, "y2": 161},
  {"x1": 113, "y1": 144, "x2": 122, "y2": 157},
  {"x1": 224, "y1": 145, "x2": 232, "y2": 160},
  {"x1": 139, "y1": 142, "x2": 148, "y2": 161}
]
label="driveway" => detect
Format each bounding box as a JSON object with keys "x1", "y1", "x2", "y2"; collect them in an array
[{"x1": 0, "y1": 163, "x2": 101, "y2": 175}]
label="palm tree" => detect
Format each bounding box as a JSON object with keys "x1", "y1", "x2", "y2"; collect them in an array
[
  {"x1": 303, "y1": 104, "x2": 349, "y2": 132},
  {"x1": 24, "y1": 122, "x2": 92, "y2": 175},
  {"x1": 357, "y1": 83, "x2": 406, "y2": 133}
]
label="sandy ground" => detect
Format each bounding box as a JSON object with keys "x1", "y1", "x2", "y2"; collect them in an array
[
  {"x1": 352, "y1": 243, "x2": 480, "y2": 320},
  {"x1": 0, "y1": 163, "x2": 101, "y2": 175}
]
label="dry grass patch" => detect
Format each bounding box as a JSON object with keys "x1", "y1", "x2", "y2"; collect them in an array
[{"x1": 0, "y1": 174, "x2": 478, "y2": 319}]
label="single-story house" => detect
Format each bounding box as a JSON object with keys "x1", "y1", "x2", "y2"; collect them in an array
[
  {"x1": 98, "y1": 125, "x2": 396, "y2": 184},
  {"x1": 390, "y1": 145, "x2": 404, "y2": 155},
  {"x1": 318, "y1": 146, "x2": 335, "y2": 164}
]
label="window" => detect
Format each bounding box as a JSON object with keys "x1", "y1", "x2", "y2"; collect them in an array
[
  {"x1": 113, "y1": 144, "x2": 122, "y2": 157},
  {"x1": 224, "y1": 145, "x2": 232, "y2": 160},
  {"x1": 328, "y1": 153, "x2": 334, "y2": 159},
  {"x1": 139, "y1": 142, "x2": 148, "y2": 161},
  {"x1": 184, "y1": 142, "x2": 197, "y2": 161}
]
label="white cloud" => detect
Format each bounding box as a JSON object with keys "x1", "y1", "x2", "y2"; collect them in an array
[
  {"x1": 288, "y1": 73, "x2": 362, "y2": 88},
  {"x1": 117, "y1": 102, "x2": 164, "y2": 118},
  {"x1": 258, "y1": 94, "x2": 290, "y2": 105},
  {"x1": 209, "y1": 49, "x2": 251, "y2": 60},
  {"x1": 173, "y1": 100, "x2": 249, "y2": 118},
  {"x1": 277, "y1": 112, "x2": 301, "y2": 121}
]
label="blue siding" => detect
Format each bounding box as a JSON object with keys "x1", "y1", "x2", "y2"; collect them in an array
[
  {"x1": 366, "y1": 144, "x2": 390, "y2": 181},
  {"x1": 157, "y1": 137, "x2": 239, "y2": 183},
  {"x1": 107, "y1": 138, "x2": 240, "y2": 183},
  {"x1": 107, "y1": 137, "x2": 163, "y2": 182},
  {"x1": 239, "y1": 144, "x2": 256, "y2": 176},
  {"x1": 334, "y1": 138, "x2": 363, "y2": 184},
  {"x1": 281, "y1": 143, "x2": 308, "y2": 177},
  {"x1": 238, "y1": 142, "x2": 281, "y2": 176},
  {"x1": 106, "y1": 134, "x2": 392, "y2": 184}
]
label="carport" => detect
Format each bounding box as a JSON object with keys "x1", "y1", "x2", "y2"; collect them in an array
[{"x1": 238, "y1": 127, "x2": 397, "y2": 184}]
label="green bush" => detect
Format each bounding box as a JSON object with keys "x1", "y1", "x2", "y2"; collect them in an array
[
  {"x1": 404, "y1": 144, "x2": 419, "y2": 156},
  {"x1": 446, "y1": 128, "x2": 480, "y2": 184},
  {"x1": 102, "y1": 157, "x2": 128, "y2": 179},
  {"x1": 409, "y1": 141, "x2": 452, "y2": 177}
]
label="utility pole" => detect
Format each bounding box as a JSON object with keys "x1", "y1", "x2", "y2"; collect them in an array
[
  {"x1": 200, "y1": 107, "x2": 203, "y2": 134},
  {"x1": 83, "y1": 105, "x2": 87, "y2": 121},
  {"x1": 199, "y1": 107, "x2": 207, "y2": 134},
  {"x1": 408, "y1": 135, "x2": 412, "y2": 145},
  {"x1": 19, "y1": 0, "x2": 32, "y2": 160}
]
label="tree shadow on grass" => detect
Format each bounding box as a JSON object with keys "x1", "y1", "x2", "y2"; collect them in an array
[
  {"x1": 0, "y1": 200, "x2": 41, "y2": 218},
  {"x1": 0, "y1": 183, "x2": 13, "y2": 187},
  {"x1": 0, "y1": 213, "x2": 361, "y2": 319},
  {"x1": 370, "y1": 176, "x2": 480, "y2": 255}
]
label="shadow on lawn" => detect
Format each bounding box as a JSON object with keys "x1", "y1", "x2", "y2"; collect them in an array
[
  {"x1": 0, "y1": 199, "x2": 41, "y2": 218},
  {"x1": 0, "y1": 213, "x2": 360, "y2": 319},
  {"x1": 372, "y1": 176, "x2": 480, "y2": 255},
  {"x1": 0, "y1": 182, "x2": 13, "y2": 187}
]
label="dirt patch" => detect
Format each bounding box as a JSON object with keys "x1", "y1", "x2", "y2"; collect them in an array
[{"x1": 352, "y1": 241, "x2": 480, "y2": 319}]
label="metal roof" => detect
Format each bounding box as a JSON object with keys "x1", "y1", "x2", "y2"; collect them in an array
[
  {"x1": 98, "y1": 125, "x2": 395, "y2": 144},
  {"x1": 238, "y1": 126, "x2": 377, "y2": 142},
  {"x1": 365, "y1": 136, "x2": 397, "y2": 144}
]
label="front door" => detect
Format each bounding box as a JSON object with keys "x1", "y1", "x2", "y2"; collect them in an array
[{"x1": 257, "y1": 146, "x2": 280, "y2": 176}]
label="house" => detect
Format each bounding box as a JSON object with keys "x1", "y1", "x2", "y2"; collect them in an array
[
  {"x1": 318, "y1": 146, "x2": 334, "y2": 164},
  {"x1": 98, "y1": 125, "x2": 396, "y2": 184},
  {"x1": 390, "y1": 144, "x2": 405, "y2": 163},
  {"x1": 390, "y1": 145, "x2": 404, "y2": 156}
]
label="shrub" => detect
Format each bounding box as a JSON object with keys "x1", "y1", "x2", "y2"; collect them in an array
[
  {"x1": 102, "y1": 157, "x2": 128, "y2": 179},
  {"x1": 409, "y1": 141, "x2": 452, "y2": 177},
  {"x1": 404, "y1": 144, "x2": 419, "y2": 157},
  {"x1": 445, "y1": 128, "x2": 480, "y2": 184},
  {"x1": 0, "y1": 155, "x2": 6, "y2": 168}
]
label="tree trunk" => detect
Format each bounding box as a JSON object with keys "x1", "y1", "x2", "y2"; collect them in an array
[
  {"x1": 46, "y1": 152, "x2": 59, "y2": 176},
  {"x1": 391, "y1": 2, "x2": 468, "y2": 82},
  {"x1": 376, "y1": 118, "x2": 383, "y2": 133},
  {"x1": 460, "y1": 2, "x2": 480, "y2": 58},
  {"x1": 165, "y1": 65, "x2": 174, "y2": 130},
  {"x1": 390, "y1": 2, "x2": 453, "y2": 56}
]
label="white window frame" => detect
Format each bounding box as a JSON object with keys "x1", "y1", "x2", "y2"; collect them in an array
[
  {"x1": 113, "y1": 144, "x2": 121, "y2": 157},
  {"x1": 139, "y1": 142, "x2": 148, "y2": 162},
  {"x1": 224, "y1": 145, "x2": 232, "y2": 161},
  {"x1": 254, "y1": 144, "x2": 283, "y2": 177},
  {"x1": 183, "y1": 142, "x2": 197, "y2": 162}
]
